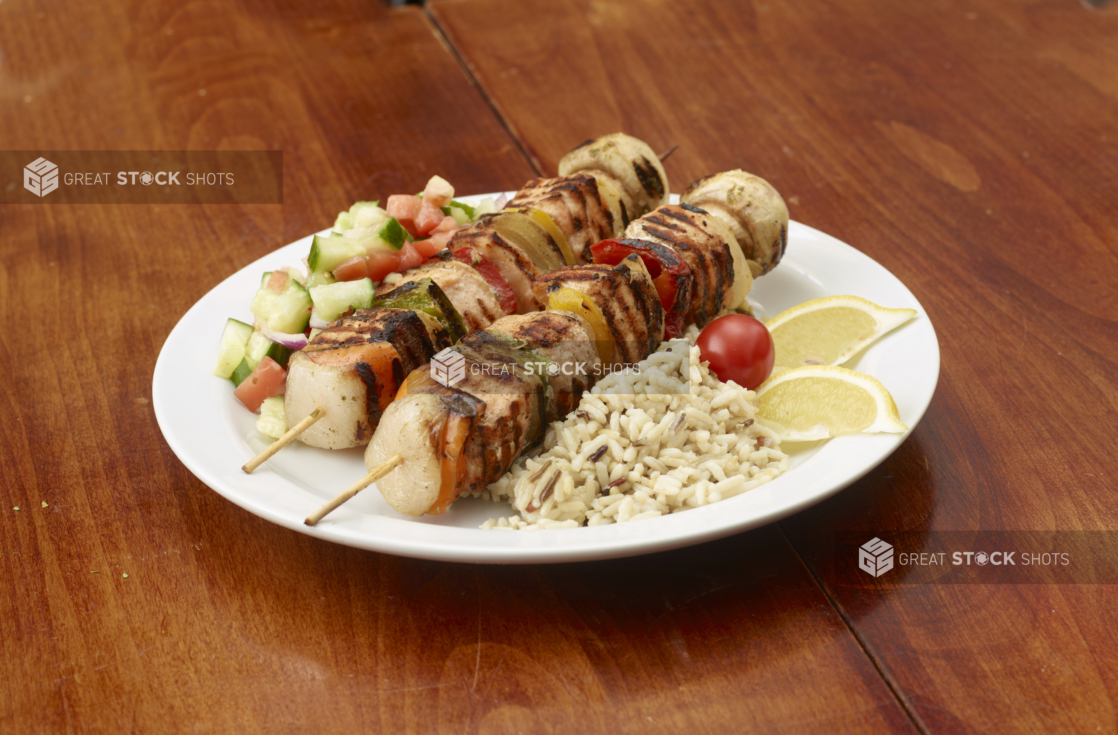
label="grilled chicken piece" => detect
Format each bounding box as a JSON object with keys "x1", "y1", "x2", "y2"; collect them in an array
[
  {"x1": 285, "y1": 308, "x2": 450, "y2": 449},
  {"x1": 507, "y1": 174, "x2": 619, "y2": 263},
  {"x1": 449, "y1": 227, "x2": 542, "y2": 313},
  {"x1": 558, "y1": 133, "x2": 669, "y2": 226},
  {"x1": 626, "y1": 203, "x2": 752, "y2": 323},
  {"x1": 680, "y1": 170, "x2": 789, "y2": 277},
  {"x1": 487, "y1": 310, "x2": 601, "y2": 420},
  {"x1": 375, "y1": 259, "x2": 503, "y2": 332},
  {"x1": 369, "y1": 332, "x2": 545, "y2": 516},
  {"x1": 532, "y1": 257, "x2": 665, "y2": 366}
]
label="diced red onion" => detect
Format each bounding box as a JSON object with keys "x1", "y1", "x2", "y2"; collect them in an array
[
  {"x1": 308, "y1": 310, "x2": 331, "y2": 330},
  {"x1": 262, "y1": 328, "x2": 308, "y2": 350},
  {"x1": 494, "y1": 193, "x2": 509, "y2": 209}
]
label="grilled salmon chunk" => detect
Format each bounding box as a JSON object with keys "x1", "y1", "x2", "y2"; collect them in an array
[
  {"x1": 285, "y1": 308, "x2": 450, "y2": 449},
  {"x1": 369, "y1": 331, "x2": 545, "y2": 516}
]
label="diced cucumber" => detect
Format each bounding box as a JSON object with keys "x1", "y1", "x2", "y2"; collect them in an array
[
  {"x1": 231, "y1": 358, "x2": 254, "y2": 387},
  {"x1": 305, "y1": 270, "x2": 336, "y2": 290},
  {"x1": 471, "y1": 197, "x2": 499, "y2": 219},
  {"x1": 308, "y1": 234, "x2": 366, "y2": 273},
  {"x1": 308, "y1": 328, "x2": 323, "y2": 341},
  {"x1": 445, "y1": 206, "x2": 470, "y2": 225},
  {"x1": 213, "y1": 318, "x2": 254, "y2": 379},
  {"x1": 310, "y1": 278, "x2": 374, "y2": 321},
  {"x1": 342, "y1": 228, "x2": 397, "y2": 253},
  {"x1": 333, "y1": 211, "x2": 354, "y2": 232},
  {"x1": 352, "y1": 203, "x2": 388, "y2": 229},
  {"x1": 334, "y1": 201, "x2": 383, "y2": 234},
  {"x1": 377, "y1": 217, "x2": 411, "y2": 249},
  {"x1": 256, "y1": 396, "x2": 288, "y2": 439},
  {"x1": 442, "y1": 200, "x2": 475, "y2": 219},
  {"x1": 244, "y1": 331, "x2": 293, "y2": 370},
  {"x1": 260, "y1": 271, "x2": 273, "y2": 288},
  {"x1": 249, "y1": 278, "x2": 312, "y2": 334}
]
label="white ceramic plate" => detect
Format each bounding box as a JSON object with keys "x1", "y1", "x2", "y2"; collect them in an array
[{"x1": 154, "y1": 193, "x2": 939, "y2": 563}]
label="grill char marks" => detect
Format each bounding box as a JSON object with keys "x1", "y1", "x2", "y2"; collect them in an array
[
  {"x1": 530, "y1": 261, "x2": 664, "y2": 366},
  {"x1": 450, "y1": 227, "x2": 542, "y2": 313},
  {"x1": 307, "y1": 309, "x2": 446, "y2": 386},
  {"x1": 679, "y1": 170, "x2": 790, "y2": 277},
  {"x1": 625, "y1": 204, "x2": 737, "y2": 328},
  {"x1": 633, "y1": 156, "x2": 665, "y2": 201},
  {"x1": 353, "y1": 361, "x2": 386, "y2": 439},
  {"x1": 332, "y1": 308, "x2": 442, "y2": 369},
  {"x1": 606, "y1": 238, "x2": 692, "y2": 327},
  {"x1": 375, "y1": 259, "x2": 503, "y2": 332},
  {"x1": 286, "y1": 308, "x2": 452, "y2": 450},
  {"x1": 428, "y1": 331, "x2": 546, "y2": 496},
  {"x1": 487, "y1": 310, "x2": 601, "y2": 420},
  {"x1": 508, "y1": 174, "x2": 616, "y2": 263},
  {"x1": 557, "y1": 132, "x2": 670, "y2": 225}
]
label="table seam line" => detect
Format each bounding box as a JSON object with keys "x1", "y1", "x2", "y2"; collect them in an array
[
  {"x1": 423, "y1": 5, "x2": 543, "y2": 177},
  {"x1": 777, "y1": 522, "x2": 930, "y2": 735}
]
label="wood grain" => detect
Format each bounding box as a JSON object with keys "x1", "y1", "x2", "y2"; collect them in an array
[
  {"x1": 0, "y1": 0, "x2": 915, "y2": 732},
  {"x1": 431, "y1": 0, "x2": 1118, "y2": 731}
]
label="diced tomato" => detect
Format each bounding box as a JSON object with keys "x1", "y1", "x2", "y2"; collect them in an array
[
  {"x1": 415, "y1": 199, "x2": 445, "y2": 237},
  {"x1": 366, "y1": 250, "x2": 402, "y2": 283},
  {"x1": 233, "y1": 356, "x2": 287, "y2": 412},
  {"x1": 387, "y1": 195, "x2": 422, "y2": 237},
  {"x1": 412, "y1": 238, "x2": 445, "y2": 259},
  {"x1": 265, "y1": 271, "x2": 288, "y2": 293},
  {"x1": 433, "y1": 215, "x2": 459, "y2": 234},
  {"x1": 332, "y1": 255, "x2": 369, "y2": 282},
  {"x1": 452, "y1": 248, "x2": 517, "y2": 314},
  {"x1": 427, "y1": 231, "x2": 456, "y2": 250},
  {"x1": 396, "y1": 241, "x2": 425, "y2": 271}
]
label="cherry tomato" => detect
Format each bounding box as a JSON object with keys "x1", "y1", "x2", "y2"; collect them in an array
[{"x1": 696, "y1": 314, "x2": 774, "y2": 390}]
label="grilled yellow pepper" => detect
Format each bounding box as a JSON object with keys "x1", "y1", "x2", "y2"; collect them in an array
[{"x1": 547, "y1": 287, "x2": 614, "y2": 364}]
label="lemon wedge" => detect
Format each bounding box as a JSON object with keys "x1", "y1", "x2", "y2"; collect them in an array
[
  {"x1": 765, "y1": 296, "x2": 916, "y2": 369},
  {"x1": 755, "y1": 365, "x2": 908, "y2": 441}
]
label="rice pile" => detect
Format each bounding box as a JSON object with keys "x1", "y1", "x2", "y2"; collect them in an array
[{"x1": 474, "y1": 330, "x2": 789, "y2": 529}]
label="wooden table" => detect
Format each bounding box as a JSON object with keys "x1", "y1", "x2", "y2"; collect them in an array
[{"x1": 3, "y1": 0, "x2": 1116, "y2": 731}]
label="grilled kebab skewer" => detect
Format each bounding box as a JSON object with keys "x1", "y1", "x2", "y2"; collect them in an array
[{"x1": 267, "y1": 134, "x2": 668, "y2": 457}]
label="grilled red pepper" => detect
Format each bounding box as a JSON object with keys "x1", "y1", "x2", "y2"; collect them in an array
[
  {"x1": 449, "y1": 247, "x2": 518, "y2": 315},
  {"x1": 590, "y1": 238, "x2": 692, "y2": 338}
]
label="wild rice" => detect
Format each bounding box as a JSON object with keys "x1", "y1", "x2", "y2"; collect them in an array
[{"x1": 474, "y1": 328, "x2": 789, "y2": 529}]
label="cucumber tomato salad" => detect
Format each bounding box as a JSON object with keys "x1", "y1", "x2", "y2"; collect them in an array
[{"x1": 211, "y1": 177, "x2": 502, "y2": 438}]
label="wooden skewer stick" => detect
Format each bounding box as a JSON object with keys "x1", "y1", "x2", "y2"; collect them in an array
[
  {"x1": 242, "y1": 407, "x2": 325, "y2": 474},
  {"x1": 657, "y1": 145, "x2": 679, "y2": 162},
  {"x1": 304, "y1": 453, "x2": 404, "y2": 527}
]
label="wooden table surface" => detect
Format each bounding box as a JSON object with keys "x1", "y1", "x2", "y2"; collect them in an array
[{"x1": 2, "y1": 0, "x2": 1116, "y2": 732}]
